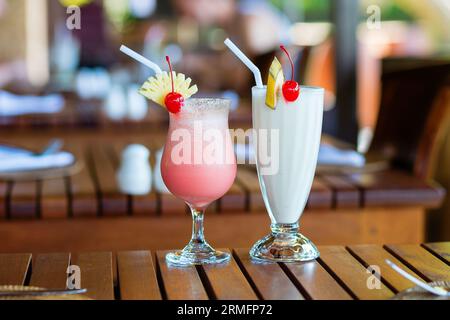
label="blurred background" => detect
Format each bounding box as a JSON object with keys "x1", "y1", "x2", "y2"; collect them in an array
[{"x1": 0, "y1": 0, "x2": 449, "y2": 252}]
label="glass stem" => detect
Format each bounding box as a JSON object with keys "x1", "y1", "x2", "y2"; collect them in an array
[
  {"x1": 271, "y1": 222, "x2": 299, "y2": 236},
  {"x1": 189, "y1": 206, "x2": 206, "y2": 245}
]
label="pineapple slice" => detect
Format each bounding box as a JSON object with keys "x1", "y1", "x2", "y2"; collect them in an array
[
  {"x1": 139, "y1": 71, "x2": 198, "y2": 107},
  {"x1": 265, "y1": 57, "x2": 284, "y2": 109}
]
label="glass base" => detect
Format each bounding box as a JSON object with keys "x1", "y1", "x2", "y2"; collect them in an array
[
  {"x1": 166, "y1": 242, "x2": 230, "y2": 266},
  {"x1": 250, "y1": 223, "x2": 320, "y2": 263}
]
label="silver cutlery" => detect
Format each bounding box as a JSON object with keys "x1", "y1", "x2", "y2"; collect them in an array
[
  {"x1": 0, "y1": 288, "x2": 87, "y2": 297},
  {"x1": 385, "y1": 259, "x2": 450, "y2": 297}
]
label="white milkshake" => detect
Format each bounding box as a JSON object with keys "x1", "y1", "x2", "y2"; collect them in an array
[
  {"x1": 223, "y1": 37, "x2": 324, "y2": 262},
  {"x1": 252, "y1": 86, "x2": 324, "y2": 224},
  {"x1": 250, "y1": 85, "x2": 324, "y2": 262}
]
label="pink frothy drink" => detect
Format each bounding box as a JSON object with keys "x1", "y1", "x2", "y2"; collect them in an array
[
  {"x1": 161, "y1": 100, "x2": 236, "y2": 208},
  {"x1": 162, "y1": 98, "x2": 237, "y2": 266}
]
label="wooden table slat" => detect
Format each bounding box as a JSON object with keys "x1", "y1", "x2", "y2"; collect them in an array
[
  {"x1": 0, "y1": 181, "x2": 7, "y2": 219},
  {"x1": 72, "y1": 252, "x2": 114, "y2": 300},
  {"x1": 41, "y1": 178, "x2": 68, "y2": 219},
  {"x1": 422, "y1": 242, "x2": 450, "y2": 265},
  {"x1": 66, "y1": 143, "x2": 98, "y2": 217},
  {"x1": 345, "y1": 170, "x2": 445, "y2": 208},
  {"x1": 235, "y1": 168, "x2": 263, "y2": 211},
  {"x1": 347, "y1": 245, "x2": 421, "y2": 292},
  {"x1": 233, "y1": 248, "x2": 304, "y2": 300},
  {"x1": 318, "y1": 246, "x2": 394, "y2": 300},
  {"x1": 201, "y1": 249, "x2": 258, "y2": 300},
  {"x1": 89, "y1": 144, "x2": 127, "y2": 216},
  {"x1": 307, "y1": 177, "x2": 333, "y2": 209},
  {"x1": 0, "y1": 253, "x2": 32, "y2": 285},
  {"x1": 117, "y1": 251, "x2": 161, "y2": 300},
  {"x1": 156, "y1": 251, "x2": 209, "y2": 300},
  {"x1": 9, "y1": 180, "x2": 39, "y2": 219},
  {"x1": 3, "y1": 139, "x2": 48, "y2": 219},
  {"x1": 30, "y1": 253, "x2": 70, "y2": 289},
  {"x1": 319, "y1": 174, "x2": 360, "y2": 208},
  {"x1": 283, "y1": 259, "x2": 353, "y2": 300},
  {"x1": 385, "y1": 244, "x2": 450, "y2": 282}
]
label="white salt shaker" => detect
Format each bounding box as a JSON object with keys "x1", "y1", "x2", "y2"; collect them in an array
[
  {"x1": 117, "y1": 144, "x2": 152, "y2": 195},
  {"x1": 154, "y1": 147, "x2": 170, "y2": 194}
]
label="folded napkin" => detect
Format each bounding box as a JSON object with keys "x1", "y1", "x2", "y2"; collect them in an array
[
  {"x1": 0, "y1": 144, "x2": 31, "y2": 158},
  {"x1": 0, "y1": 91, "x2": 64, "y2": 117},
  {"x1": 0, "y1": 145, "x2": 74, "y2": 173},
  {"x1": 235, "y1": 143, "x2": 365, "y2": 168}
]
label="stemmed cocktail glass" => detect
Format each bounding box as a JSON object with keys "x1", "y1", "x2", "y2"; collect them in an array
[
  {"x1": 120, "y1": 46, "x2": 237, "y2": 266},
  {"x1": 161, "y1": 98, "x2": 237, "y2": 266}
]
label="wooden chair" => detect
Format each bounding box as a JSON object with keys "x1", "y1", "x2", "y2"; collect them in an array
[{"x1": 368, "y1": 58, "x2": 450, "y2": 179}]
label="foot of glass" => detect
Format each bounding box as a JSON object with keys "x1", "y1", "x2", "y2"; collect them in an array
[
  {"x1": 250, "y1": 223, "x2": 319, "y2": 263},
  {"x1": 166, "y1": 241, "x2": 230, "y2": 266},
  {"x1": 166, "y1": 205, "x2": 230, "y2": 266}
]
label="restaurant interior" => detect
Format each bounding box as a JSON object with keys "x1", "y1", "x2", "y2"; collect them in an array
[{"x1": 0, "y1": 0, "x2": 449, "y2": 300}]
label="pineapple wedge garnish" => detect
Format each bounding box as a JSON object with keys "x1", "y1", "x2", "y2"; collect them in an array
[
  {"x1": 139, "y1": 71, "x2": 198, "y2": 107},
  {"x1": 265, "y1": 57, "x2": 284, "y2": 109}
]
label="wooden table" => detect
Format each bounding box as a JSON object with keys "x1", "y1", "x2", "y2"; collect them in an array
[
  {"x1": 0, "y1": 130, "x2": 445, "y2": 252},
  {"x1": 0, "y1": 242, "x2": 448, "y2": 300}
]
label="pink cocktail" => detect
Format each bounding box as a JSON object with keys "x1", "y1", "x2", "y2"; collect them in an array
[{"x1": 161, "y1": 98, "x2": 236, "y2": 265}]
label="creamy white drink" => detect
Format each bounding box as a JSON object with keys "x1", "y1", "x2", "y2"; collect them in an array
[
  {"x1": 252, "y1": 86, "x2": 324, "y2": 224},
  {"x1": 223, "y1": 38, "x2": 324, "y2": 262},
  {"x1": 250, "y1": 85, "x2": 324, "y2": 262}
]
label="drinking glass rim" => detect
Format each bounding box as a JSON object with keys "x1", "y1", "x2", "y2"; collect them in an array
[
  {"x1": 252, "y1": 85, "x2": 324, "y2": 94},
  {"x1": 181, "y1": 98, "x2": 231, "y2": 114}
]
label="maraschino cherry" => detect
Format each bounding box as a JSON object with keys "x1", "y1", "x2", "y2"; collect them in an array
[
  {"x1": 164, "y1": 56, "x2": 184, "y2": 114},
  {"x1": 280, "y1": 45, "x2": 300, "y2": 102}
]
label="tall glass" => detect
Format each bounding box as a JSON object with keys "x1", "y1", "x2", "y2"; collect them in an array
[
  {"x1": 161, "y1": 98, "x2": 237, "y2": 266},
  {"x1": 250, "y1": 86, "x2": 324, "y2": 262}
]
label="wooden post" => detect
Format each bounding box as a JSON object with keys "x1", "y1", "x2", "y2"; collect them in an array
[{"x1": 332, "y1": 0, "x2": 359, "y2": 145}]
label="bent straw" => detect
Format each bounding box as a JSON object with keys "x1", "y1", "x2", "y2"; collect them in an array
[
  {"x1": 224, "y1": 38, "x2": 263, "y2": 88},
  {"x1": 120, "y1": 45, "x2": 163, "y2": 74}
]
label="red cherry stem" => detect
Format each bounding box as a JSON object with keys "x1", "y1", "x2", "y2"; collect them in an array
[
  {"x1": 280, "y1": 45, "x2": 294, "y2": 81},
  {"x1": 166, "y1": 55, "x2": 175, "y2": 93}
]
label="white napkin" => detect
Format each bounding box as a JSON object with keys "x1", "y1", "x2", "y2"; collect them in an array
[
  {"x1": 0, "y1": 91, "x2": 64, "y2": 117},
  {"x1": 235, "y1": 143, "x2": 365, "y2": 168},
  {"x1": 0, "y1": 145, "x2": 74, "y2": 173},
  {"x1": 318, "y1": 144, "x2": 365, "y2": 167}
]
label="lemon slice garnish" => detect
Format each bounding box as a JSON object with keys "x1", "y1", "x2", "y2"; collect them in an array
[{"x1": 265, "y1": 57, "x2": 284, "y2": 109}]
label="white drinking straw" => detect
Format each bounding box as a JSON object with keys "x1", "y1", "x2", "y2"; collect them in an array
[
  {"x1": 120, "y1": 45, "x2": 163, "y2": 74},
  {"x1": 224, "y1": 38, "x2": 263, "y2": 88}
]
